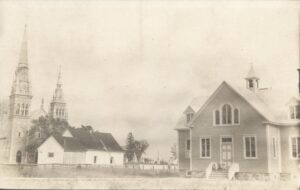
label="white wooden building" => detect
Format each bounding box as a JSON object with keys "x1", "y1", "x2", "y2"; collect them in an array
[{"x1": 37, "y1": 127, "x2": 124, "y2": 165}]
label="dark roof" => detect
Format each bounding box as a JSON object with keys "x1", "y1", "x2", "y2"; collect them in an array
[
  {"x1": 92, "y1": 131, "x2": 124, "y2": 152},
  {"x1": 39, "y1": 127, "x2": 124, "y2": 152}
]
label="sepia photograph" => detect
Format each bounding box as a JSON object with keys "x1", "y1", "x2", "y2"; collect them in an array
[{"x1": 0, "y1": 0, "x2": 299, "y2": 189}]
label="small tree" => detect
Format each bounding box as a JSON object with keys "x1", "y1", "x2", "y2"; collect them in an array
[
  {"x1": 125, "y1": 132, "x2": 136, "y2": 162},
  {"x1": 134, "y1": 140, "x2": 149, "y2": 162}
]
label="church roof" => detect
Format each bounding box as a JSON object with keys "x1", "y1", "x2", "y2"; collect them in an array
[{"x1": 39, "y1": 127, "x2": 124, "y2": 152}]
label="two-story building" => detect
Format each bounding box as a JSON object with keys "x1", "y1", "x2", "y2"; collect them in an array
[{"x1": 175, "y1": 65, "x2": 300, "y2": 179}]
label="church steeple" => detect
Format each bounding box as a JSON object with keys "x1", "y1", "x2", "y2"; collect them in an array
[
  {"x1": 7, "y1": 25, "x2": 33, "y2": 164},
  {"x1": 245, "y1": 63, "x2": 259, "y2": 92},
  {"x1": 18, "y1": 25, "x2": 28, "y2": 68},
  {"x1": 49, "y1": 66, "x2": 67, "y2": 120},
  {"x1": 11, "y1": 25, "x2": 32, "y2": 97}
]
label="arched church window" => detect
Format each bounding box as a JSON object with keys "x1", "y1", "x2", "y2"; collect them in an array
[
  {"x1": 234, "y1": 109, "x2": 239, "y2": 124},
  {"x1": 215, "y1": 110, "x2": 220, "y2": 125},
  {"x1": 16, "y1": 104, "x2": 20, "y2": 115},
  {"x1": 25, "y1": 104, "x2": 28, "y2": 116},
  {"x1": 222, "y1": 104, "x2": 232, "y2": 124},
  {"x1": 21, "y1": 104, "x2": 25, "y2": 116}
]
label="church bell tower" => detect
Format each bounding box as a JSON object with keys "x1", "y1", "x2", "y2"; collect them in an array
[
  {"x1": 8, "y1": 26, "x2": 33, "y2": 164},
  {"x1": 49, "y1": 66, "x2": 68, "y2": 120}
]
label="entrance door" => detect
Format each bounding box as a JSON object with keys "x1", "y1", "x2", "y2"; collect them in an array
[{"x1": 221, "y1": 137, "x2": 233, "y2": 169}]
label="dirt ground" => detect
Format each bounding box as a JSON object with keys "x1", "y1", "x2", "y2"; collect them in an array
[{"x1": 0, "y1": 177, "x2": 299, "y2": 190}]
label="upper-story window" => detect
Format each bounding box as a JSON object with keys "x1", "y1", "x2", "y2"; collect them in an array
[
  {"x1": 16, "y1": 104, "x2": 20, "y2": 115},
  {"x1": 289, "y1": 105, "x2": 300, "y2": 119},
  {"x1": 24, "y1": 104, "x2": 28, "y2": 116},
  {"x1": 222, "y1": 104, "x2": 232, "y2": 124},
  {"x1": 186, "y1": 113, "x2": 194, "y2": 123},
  {"x1": 214, "y1": 104, "x2": 239, "y2": 126}
]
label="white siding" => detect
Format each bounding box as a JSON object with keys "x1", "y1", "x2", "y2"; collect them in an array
[
  {"x1": 86, "y1": 150, "x2": 124, "y2": 165},
  {"x1": 109, "y1": 151, "x2": 124, "y2": 166},
  {"x1": 37, "y1": 136, "x2": 64, "y2": 164},
  {"x1": 63, "y1": 152, "x2": 86, "y2": 164}
]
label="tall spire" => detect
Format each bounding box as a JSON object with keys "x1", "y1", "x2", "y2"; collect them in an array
[
  {"x1": 11, "y1": 25, "x2": 32, "y2": 96},
  {"x1": 57, "y1": 65, "x2": 62, "y2": 87},
  {"x1": 19, "y1": 24, "x2": 28, "y2": 68}
]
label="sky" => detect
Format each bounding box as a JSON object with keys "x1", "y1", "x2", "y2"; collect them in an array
[{"x1": 0, "y1": 0, "x2": 299, "y2": 160}]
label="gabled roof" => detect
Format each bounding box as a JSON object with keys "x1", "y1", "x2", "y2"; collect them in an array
[
  {"x1": 174, "y1": 96, "x2": 209, "y2": 130},
  {"x1": 175, "y1": 80, "x2": 292, "y2": 130},
  {"x1": 38, "y1": 127, "x2": 124, "y2": 152},
  {"x1": 183, "y1": 106, "x2": 195, "y2": 114},
  {"x1": 189, "y1": 81, "x2": 277, "y2": 125}
]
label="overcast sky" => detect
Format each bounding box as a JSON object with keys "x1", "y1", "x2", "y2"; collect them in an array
[{"x1": 0, "y1": 1, "x2": 299, "y2": 160}]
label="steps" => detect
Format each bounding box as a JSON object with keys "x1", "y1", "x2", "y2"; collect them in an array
[{"x1": 209, "y1": 169, "x2": 228, "y2": 180}]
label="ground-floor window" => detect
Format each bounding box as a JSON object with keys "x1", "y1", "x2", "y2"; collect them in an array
[
  {"x1": 48, "y1": 152, "x2": 54, "y2": 158},
  {"x1": 93, "y1": 156, "x2": 97, "y2": 163},
  {"x1": 291, "y1": 137, "x2": 300, "y2": 159},
  {"x1": 244, "y1": 136, "x2": 257, "y2": 159},
  {"x1": 200, "y1": 137, "x2": 210, "y2": 158}
]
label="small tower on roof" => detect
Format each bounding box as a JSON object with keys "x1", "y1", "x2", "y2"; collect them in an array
[
  {"x1": 245, "y1": 63, "x2": 259, "y2": 92},
  {"x1": 184, "y1": 106, "x2": 195, "y2": 123},
  {"x1": 49, "y1": 65, "x2": 68, "y2": 120}
]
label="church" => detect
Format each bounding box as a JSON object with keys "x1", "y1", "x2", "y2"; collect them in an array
[
  {"x1": 0, "y1": 27, "x2": 124, "y2": 165},
  {"x1": 175, "y1": 64, "x2": 300, "y2": 179}
]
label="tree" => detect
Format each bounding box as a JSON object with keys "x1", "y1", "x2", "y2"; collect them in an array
[
  {"x1": 125, "y1": 132, "x2": 136, "y2": 162},
  {"x1": 170, "y1": 143, "x2": 177, "y2": 160},
  {"x1": 26, "y1": 115, "x2": 71, "y2": 162},
  {"x1": 134, "y1": 140, "x2": 149, "y2": 162}
]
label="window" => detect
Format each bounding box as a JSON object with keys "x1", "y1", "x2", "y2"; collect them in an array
[
  {"x1": 16, "y1": 104, "x2": 20, "y2": 115},
  {"x1": 110, "y1": 156, "x2": 114, "y2": 164},
  {"x1": 291, "y1": 137, "x2": 300, "y2": 159},
  {"x1": 244, "y1": 136, "x2": 257, "y2": 158},
  {"x1": 48, "y1": 152, "x2": 54, "y2": 158},
  {"x1": 214, "y1": 104, "x2": 239, "y2": 126},
  {"x1": 56, "y1": 109, "x2": 58, "y2": 116},
  {"x1": 222, "y1": 104, "x2": 232, "y2": 124},
  {"x1": 222, "y1": 137, "x2": 232, "y2": 143},
  {"x1": 289, "y1": 106, "x2": 295, "y2": 119},
  {"x1": 234, "y1": 109, "x2": 239, "y2": 124},
  {"x1": 249, "y1": 80, "x2": 253, "y2": 88},
  {"x1": 186, "y1": 139, "x2": 190, "y2": 151},
  {"x1": 289, "y1": 105, "x2": 300, "y2": 119},
  {"x1": 215, "y1": 110, "x2": 220, "y2": 125},
  {"x1": 21, "y1": 104, "x2": 25, "y2": 116},
  {"x1": 186, "y1": 113, "x2": 193, "y2": 123},
  {"x1": 25, "y1": 104, "x2": 28, "y2": 116},
  {"x1": 200, "y1": 138, "x2": 210, "y2": 158},
  {"x1": 185, "y1": 139, "x2": 190, "y2": 158},
  {"x1": 62, "y1": 109, "x2": 64, "y2": 116},
  {"x1": 272, "y1": 137, "x2": 278, "y2": 158},
  {"x1": 93, "y1": 156, "x2": 97, "y2": 163},
  {"x1": 18, "y1": 132, "x2": 21, "y2": 137}
]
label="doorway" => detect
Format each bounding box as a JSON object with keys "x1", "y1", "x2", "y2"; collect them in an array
[{"x1": 220, "y1": 137, "x2": 233, "y2": 169}]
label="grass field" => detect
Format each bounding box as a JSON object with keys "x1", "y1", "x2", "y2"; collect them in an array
[{"x1": 0, "y1": 165, "x2": 299, "y2": 190}]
